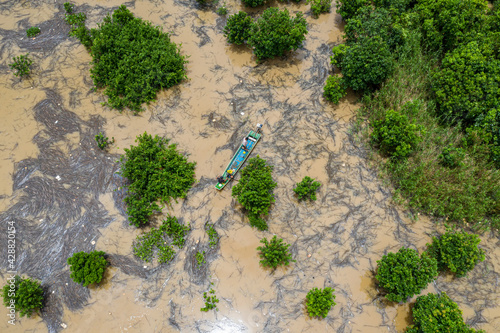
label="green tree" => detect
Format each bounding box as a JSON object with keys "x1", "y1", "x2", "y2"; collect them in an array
[
  {"x1": 406, "y1": 293, "x2": 485, "y2": 333},
  {"x1": 241, "y1": 0, "x2": 268, "y2": 7},
  {"x1": 257, "y1": 235, "x2": 295, "y2": 271},
  {"x1": 371, "y1": 109, "x2": 424, "y2": 158},
  {"x1": 305, "y1": 287, "x2": 336, "y2": 318},
  {"x1": 247, "y1": 8, "x2": 308, "y2": 62},
  {"x1": 426, "y1": 229, "x2": 485, "y2": 277},
  {"x1": 232, "y1": 156, "x2": 277, "y2": 230},
  {"x1": 223, "y1": 11, "x2": 254, "y2": 45},
  {"x1": 67, "y1": 251, "x2": 108, "y2": 287},
  {"x1": 335, "y1": 0, "x2": 370, "y2": 21},
  {"x1": 330, "y1": 44, "x2": 348, "y2": 70},
  {"x1": 1, "y1": 276, "x2": 44, "y2": 318},
  {"x1": 342, "y1": 36, "x2": 394, "y2": 92},
  {"x1": 119, "y1": 133, "x2": 196, "y2": 227},
  {"x1": 376, "y1": 247, "x2": 438, "y2": 303}
]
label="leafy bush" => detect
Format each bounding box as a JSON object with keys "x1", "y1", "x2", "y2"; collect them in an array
[
  {"x1": 371, "y1": 109, "x2": 424, "y2": 158},
  {"x1": 241, "y1": 0, "x2": 268, "y2": 7},
  {"x1": 406, "y1": 293, "x2": 485, "y2": 333},
  {"x1": 376, "y1": 247, "x2": 438, "y2": 303},
  {"x1": 415, "y1": 0, "x2": 488, "y2": 53},
  {"x1": 63, "y1": 2, "x2": 74, "y2": 14},
  {"x1": 330, "y1": 44, "x2": 348, "y2": 70},
  {"x1": 438, "y1": 145, "x2": 466, "y2": 168},
  {"x1": 335, "y1": 0, "x2": 370, "y2": 21},
  {"x1": 257, "y1": 235, "x2": 295, "y2": 270},
  {"x1": 201, "y1": 286, "x2": 219, "y2": 312},
  {"x1": 95, "y1": 132, "x2": 114, "y2": 150},
  {"x1": 232, "y1": 156, "x2": 277, "y2": 231},
  {"x1": 323, "y1": 75, "x2": 347, "y2": 104},
  {"x1": 26, "y1": 27, "x2": 41, "y2": 37},
  {"x1": 426, "y1": 229, "x2": 485, "y2": 277},
  {"x1": 342, "y1": 36, "x2": 394, "y2": 92},
  {"x1": 205, "y1": 223, "x2": 219, "y2": 247},
  {"x1": 119, "y1": 133, "x2": 196, "y2": 227},
  {"x1": 9, "y1": 53, "x2": 33, "y2": 77},
  {"x1": 67, "y1": 251, "x2": 108, "y2": 287},
  {"x1": 86, "y1": 5, "x2": 187, "y2": 112},
  {"x1": 373, "y1": 0, "x2": 414, "y2": 14},
  {"x1": 216, "y1": 3, "x2": 228, "y2": 15},
  {"x1": 247, "y1": 8, "x2": 308, "y2": 62},
  {"x1": 305, "y1": 287, "x2": 336, "y2": 318},
  {"x1": 196, "y1": 251, "x2": 206, "y2": 268},
  {"x1": 162, "y1": 215, "x2": 191, "y2": 248},
  {"x1": 309, "y1": 0, "x2": 332, "y2": 18},
  {"x1": 432, "y1": 41, "x2": 500, "y2": 125},
  {"x1": 293, "y1": 176, "x2": 321, "y2": 201},
  {"x1": 2, "y1": 276, "x2": 44, "y2": 318},
  {"x1": 223, "y1": 11, "x2": 254, "y2": 45}
]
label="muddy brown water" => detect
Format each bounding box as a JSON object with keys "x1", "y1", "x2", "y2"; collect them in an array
[{"x1": 0, "y1": 0, "x2": 499, "y2": 332}]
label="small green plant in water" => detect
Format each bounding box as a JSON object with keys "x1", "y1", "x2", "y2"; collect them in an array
[
  {"x1": 95, "y1": 132, "x2": 114, "y2": 150},
  {"x1": 1, "y1": 275, "x2": 44, "y2": 318},
  {"x1": 216, "y1": 3, "x2": 228, "y2": 15},
  {"x1": 161, "y1": 215, "x2": 191, "y2": 248},
  {"x1": 201, "y1": 284, "x2": 219, "y2": 312},
  {"x1": 196, "y1": 251, "x2": 206, "y2": 268},
  {"x1": 426, "y1": 228, "x2": 485, "y2": 278},
  {"x1": 323, "y1": 75, "x2": 347, "y2": 104},
  {"x1": 63, "y1": 2, "x2": 74, "y2": 13},
  {"x1": 9, "y1": 54, "x2": 33, "y2": 77},
  {"x1": 305, "y1": 287, "x2": 336, "y2": 318},
  {"x1": 294, "y1": 176, "x2": 321, "y2": 201},
  {"x1": 308, "y1": 0, "x2": 332, "y2": 18},
  {"x1": 67, "y1": 251, "x2": 108, "y2": 287},
  {"x1": 205, "y1": 223, "x2": 219, "y2": 247},
  {"x1": 257, "y1": 235, "x2": 295, "y2": 271},
  {"x1": 26, "y1": 27, "x2": 41, "y2": 37}
]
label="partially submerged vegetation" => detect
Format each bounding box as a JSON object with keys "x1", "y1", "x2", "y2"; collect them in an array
[
  {"x1": 257, "y1": 235, "x2": 295, "y2": 271},
  {"x1": 67, "y1": 251, "x2": 108, "y2": 287},
  {"x1": 119, "y1": 133, "x2": 196, "y2": 227},
  {"x1": 305, "y1": 287, "x2": 336, "y2": 318},
  {"x1": 1, "y1": 276, "x2": 44, "y2": 318},
  {"x1": 293, "y1": 176, "x2": 321, "y2": 201},
  {"x1": 9, "y1": 53, "x2": 33, "y2": 77}
]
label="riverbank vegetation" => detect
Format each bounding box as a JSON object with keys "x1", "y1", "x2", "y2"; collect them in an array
[
  {"x1": 257, "y1": 235, "x2": 295, "y2": 271},
  {"x1": 1, "y1": 276, "x2": 44, "y2": 318},
  {"x1": 305, "y1": 287, "x2": 336, "y2": 318},
  {"x1": 293, "y1": 176, "x2": 321, "y2": 201},
  {"x1": 9, "y1": 54, "x2": 33, "y2": 77},
  {"x1": 332, "y1": 0, "x2": 500, "y2": 231},
  {"x1": 119, "y1": 133, "x2": 196, "y2": 227},
  {"x1": 67, "y1": 251, "x2": 108, "y2": 287}
]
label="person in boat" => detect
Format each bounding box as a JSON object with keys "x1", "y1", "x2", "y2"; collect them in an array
[
  {"x1": 242, "y1": 137, "x2": 249, "y2": 151},
  {"x1": 217, "y1": 170, "x2": 234, "y2": 183}
]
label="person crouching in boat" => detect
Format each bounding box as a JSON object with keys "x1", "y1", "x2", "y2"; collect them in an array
[
  {"x1": 242, "y1": 137, "x2": 249, "y2": 151},
  {"x1": 217, "y1": 170, "x2": 234, "y2": 183}
]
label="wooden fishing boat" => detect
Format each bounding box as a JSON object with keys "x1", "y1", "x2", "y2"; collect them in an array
[{"x1": 215, "y1": 124, "x2": 263, "y2": 190}]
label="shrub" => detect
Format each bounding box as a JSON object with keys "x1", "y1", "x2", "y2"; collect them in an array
[
  {"x1": 323, "y1": 75, "x2": 347, "y2": 104},
  {"x1": 305, "y1": 287, "x2": 336, "y2": 318},
  {"x1": 293, "y1": 176, "x2": 321, "y2": 201},
  {"x1": 330, "y1": 44, "x2": 348, "y2": 70},
  {"x1": 241, "y1": 0, "x2": 268, "y2": 7},
  {"x1": 406, "y1": 293, "x2": 485, "y2": 333},
  {"x1": 67, "y1": 251, "x2": 108, "y2": 287},
  {"x1": 342, "y1": 36, "x2": 394, "y2": 92},
  {"x1": 26, "y1": 27, "x2": 41, "y2": 37},
  {"x1": 335, "y1": 0, "x2": 370, "y2": 21},
  {"x1": 371, "y1": 109, "x2": 424, "y2": 158},
  {"x1": 308, "y1": 0, "x2": 332, "y2": 18},
  {"x1": 216, "y1": 3, "x2": 228, "y2": 15},
  {"x1": 432, "y1": 41, "x2": 500, "y2": 126},
  {"x1": 95, "y1": 132, "x2": 114, "y2": 150},
  {"x1": 232, "y1": 156, "x2": 277, "y2": 230},
  {"x1": 87, "y1": 5, "x2": 188, "y2": 112},
  {"x1": 223, "y1": 11, "x2": 254, "y2": 45},
  {"x1": 247, "y1": 8, "x2": 308, "y2": 62},
  {"x1": 201, "y1": 286, "x2": 219, "y2": 312},
  {"x1": 196, "y1": 251, "x2": 206, "y2": 268},
  {"x1": 205, "y1": 223, "x2": 219, "y2": 247},
  {"x1": 119, "y1": 133, "x2": 196, "y2": 227},
  {"x1": 162, "y1": 215, "x2": 191, "y2": 248},
  {"x1": 426, "y1": 229, "x2": 485, "y2": 277},
  {"x1": 376, "y1": 247, "x2": 438, "y2": 303},
  {"x1": 373, "y1": 0, "x2": 414, "y2": 14},
  {"x1": 63, "y1": 2, "x2": 74, "y2": 14},
  {"x1": 438, "y1": 145, "x2": 466, "y2": 168},
  {"x1": 257, "y1": 235, "x2": 295, "y2": 270},
  {"x1": 9, "y1": 53, "x2": 33, "y2": 77},
  {"x1": 1, "y1": 276, "x2": 44, "y2": 318}
]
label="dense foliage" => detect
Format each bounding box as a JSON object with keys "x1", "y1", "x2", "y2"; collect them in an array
[
  {"x1": 330, "y1": 44, "x2": 347, "y2": 70},
  {"x1": 323, "y1": 75, "x2": 346, "y2": 104},
  {"x1": 335, "y1": 0, "x2": 369, "y2": 21},
  {"x1": 406, "y1": 293, "x2": 485, "y2": 333},
  {"x1": 305, "y1": 287, "x2": 336, "y2": 318},
  {"x1": 67, "y1": 251, "x2": 108, "y2": 287},
  {"x1": 426, "y1": 229, "x2": 485, "y2": 277},
  {"x1": 241, "y1": 0, "x2": 268, "y2": 7},
  {"x1": 438, "y1": 145, "x2": 466, "y2": 169},
  {"x1": 119, "y1": 133, "x2": 196, "y2": 227},
  {"x1": 2, "y1": 276, "x2": 44, "y2": 318},
  {"x1": 257, "y1": 235, "x2": 295, "y2": 271},
  {"x1": 371, "y1": 109, "x2": 424, "y2": 158},
  {"x1": 293, "y1": 176, "x2": 321, "y2": 201},
  {"x1": 132, "y1": 216, "x2": 188, "y2": 263},
  {"x1": 26, "y1": 27, "x2": 40, "y2": 37},
  {"x1": 376, "y1": 247, "x2": 438, "y2": 303},
  {"x1": 247, "y1": 8, "x2": 308, "y2": 62},
  {"x1": 309, "y1": 0, "x2": 332, "y2": 18},
  {"x1": 223, "y1": 12, "x2": 254, "y2": 45},
  {"x1": 232, "y1": 156, "x2": 277, "y2": 230},
  {"x1": 9, "y1": 54, "x2": 32, "y2": 77}
]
